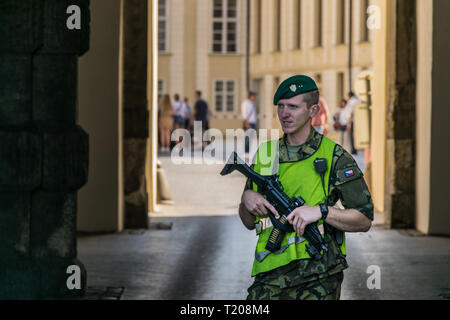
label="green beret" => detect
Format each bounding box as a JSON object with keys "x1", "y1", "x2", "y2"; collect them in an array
[{"x1": 273, "y1": 75, "x2": 318, "y2": 105}]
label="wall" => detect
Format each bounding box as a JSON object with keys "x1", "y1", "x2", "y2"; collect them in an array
[
  {"x1": 415, "y1": 0, "x2": 433, "y2": 234},
  {"x1": 371, "y1": 0, "x2": 394, "y2": 213},
  {"x1": 147, "y1": 0, "x2": 159, "y2": 213},
  {"x1": 428, "y1": 0, "x2": 450, "y2": 234},
  {"x1": 78, "y1": 0, "x2": 123, "y2": 232}
]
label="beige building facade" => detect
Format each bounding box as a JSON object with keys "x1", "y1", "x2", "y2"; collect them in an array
[
  {"x1": 158, "y1": 0, "x2": 374, "y2": 132},
  {"x1": 158, "y1": 0, "x2": 249, "y2": 132},
  {"x1": 249, "y1": 0, "x2": 373, "y2": 130}
]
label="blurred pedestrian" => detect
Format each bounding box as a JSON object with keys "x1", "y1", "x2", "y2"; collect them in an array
[
  {"x1": 346, "y1": 91, "x2": 361, "y2": 155},
  {"x1": 242, "y1": 91, "x2": 257, "y2": 153},
  {"x1": 183, "y1": 97, "x2": 192, "y2": 130},
  {"x1": 334, "y1": 98, "x2": 352, "y2": 152},
  {"x1": 311, "y1": 95, "x2": 329, "y2": 135},
  {"x1": 173, "y1": 94, "x2": 185, "y2": 130},
  {"x1": 159, "y1": 94, "x2": 174, "y2": 153},
  {"x1": 193, "y1": 90, "x2": 210, "y2": 150}
]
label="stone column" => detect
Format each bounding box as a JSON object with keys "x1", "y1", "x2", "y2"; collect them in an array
[
  {"x1": 0, "y1": 0, "x2": 89, "y2": 298},
  {"x1": 384, "y1": 0, "x2": 416, "y2": 228},
  {"x1": 416, "y1": 0, "x2": 450, "y2": 235},
  {"x1": 122, "y1": 0, "x2": 149, "y2": 229}
]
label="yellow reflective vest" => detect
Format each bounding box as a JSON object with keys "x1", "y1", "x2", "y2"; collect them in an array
[{"x1": 251, "y1": 136, "x2": 346, "y2": 276}]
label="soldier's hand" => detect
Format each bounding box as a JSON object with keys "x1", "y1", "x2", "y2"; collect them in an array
[
  {"x1": 242, "y1": 190, "x2": 280, "y2": 218},
  {"x1": 287, "y1": 206, "x2": 321, "y2": 236}
]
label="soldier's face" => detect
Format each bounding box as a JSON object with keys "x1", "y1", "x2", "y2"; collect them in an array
[{"x1": 277, "y1": 95, "x2": 315, "y2": 135}]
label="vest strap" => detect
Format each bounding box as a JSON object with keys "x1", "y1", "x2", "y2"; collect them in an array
[
  {"x1": 255, "y1": 235, "x2": 307, "y2": 262},
  {"x1": 254, "y1": 223, "x2": 326, "y2": 262}
]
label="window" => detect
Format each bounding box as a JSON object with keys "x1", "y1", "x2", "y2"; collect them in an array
[
  {"x1": 158, "y1": 0, "x2": 168, "y2": 52},
  {"x1": 293, "y1": 0, "x2": 302, "y2": 49},
  {"x1": 336, "y1": 0, "x2": 346, "y2": 44},
  {"x1": 360, "y1": 0, "x2": 369, "y2": 42},
  {"x1": 212, "y1": 0, "x2": 238, "y2": 54},
  {"x1": 254, "y1": 0, "x2": 262, "y2": 53},
  {"x1": 314, "y1": 0, "x2": 323, "y2": 47},
  {"x1": 273, "y1": 0, "x2": 281, "y2": 51},
  {"x1": 214, "y1": 80, "x2": 236, "y2": 112}
]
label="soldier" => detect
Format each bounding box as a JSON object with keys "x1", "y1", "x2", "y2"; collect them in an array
[{"x1": 239, "y1": 75, "x2": 374, "y2": 300}]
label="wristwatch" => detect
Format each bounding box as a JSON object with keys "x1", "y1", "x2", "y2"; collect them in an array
[{"x1": 319, "y1": 203, "x2": 329, "y2": 221}]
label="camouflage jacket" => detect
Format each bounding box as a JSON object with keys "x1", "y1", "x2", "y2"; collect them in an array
[{"x1": 244, "y1": 128, "x2": 374, "y2": 288}]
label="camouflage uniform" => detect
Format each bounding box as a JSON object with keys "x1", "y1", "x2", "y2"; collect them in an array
[{"x1": 244, "y1": 128, "x2": 374, "y2": 300}]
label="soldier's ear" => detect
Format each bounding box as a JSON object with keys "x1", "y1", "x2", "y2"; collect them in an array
[{"x1": 310, "y1": 104, "x2": 320, "y2": 118}]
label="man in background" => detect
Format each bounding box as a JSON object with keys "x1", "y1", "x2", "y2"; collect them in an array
[
  {"x1": 183, "y1": 97, "x2": 191, "y2": 130},
  {"x1": 193, "y1": 90, "x2": 210, "y2": 150},
  {"x1": 173, "y1": 93, "x2": 186, "y2": 130},
  {"x1": 346, "y1": 91, "x2": 361, "y2": 155},
  {"x1": 242, "y1": 91, "x2": 257, "y2": 153}
]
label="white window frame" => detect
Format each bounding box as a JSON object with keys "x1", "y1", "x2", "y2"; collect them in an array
[
  {"x1": 213, "y1": 79, "x2": 236, "y2": 113},
  {"x1": 292, "y1": 0, "x2": 302, "y2": 50},
  {"x1": 158, "y1": 0, "x2": 168, "y2": 53},
  {"x1": 211, "y1": 0, "x2": 239, "y2": 54},
  {"x1": 313, "y1": 0, "x2": 323, "y2": 48}
]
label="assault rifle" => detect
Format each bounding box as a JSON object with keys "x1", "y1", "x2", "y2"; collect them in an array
[{"x1": 220, "y1": 152, "x2": 327, "y2": 260}]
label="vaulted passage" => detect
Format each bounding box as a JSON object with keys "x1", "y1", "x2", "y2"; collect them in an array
[{"x1": 1, "y1": 0, "x2": 449, "y2": 300}]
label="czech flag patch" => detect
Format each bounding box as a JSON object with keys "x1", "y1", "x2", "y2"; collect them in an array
[{"x1": 344, "y1": 169, "x2": 355, "y2": 178}]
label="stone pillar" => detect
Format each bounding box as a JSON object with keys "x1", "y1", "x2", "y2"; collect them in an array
[
  {"x1": 0, "y1": 0, "x2": 89, "y2": 298},
  {"x1": 416, "y1": 0, "x2": 450, "y2": 235},
  {"x1": 77, "y1": 0, "x2": 122, "y2": 233},
  {"x1": 122, "y1": 0, "x2": 149, "y2": 228},
  {"x1": 146, "y1": 0, "x2": 159, "y2": 214},
  {"x1": 427, "y1": 0, "x2": 450, "y2": 235},
  {"x1": 384, "y1": 0, "x2": 416, "y2": 228}
]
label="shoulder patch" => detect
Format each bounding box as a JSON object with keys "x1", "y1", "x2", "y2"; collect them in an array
[{"x1": 335, "y1": 165, "x2": 363, "y2": 185}]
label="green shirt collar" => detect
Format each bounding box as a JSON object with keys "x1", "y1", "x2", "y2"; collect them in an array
[{"x1": 278, "y1": 127, "x2": 323, "y2": 162}]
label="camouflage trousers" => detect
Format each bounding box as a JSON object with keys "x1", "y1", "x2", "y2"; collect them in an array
[{"x1": 246, "y1": 271, "x2": 344, "y2": 300}]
